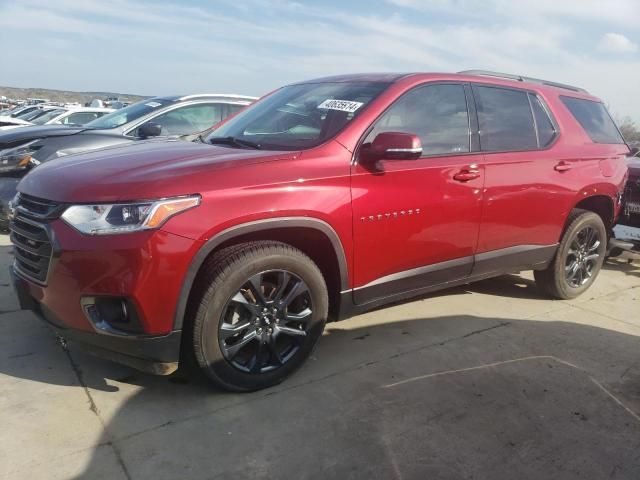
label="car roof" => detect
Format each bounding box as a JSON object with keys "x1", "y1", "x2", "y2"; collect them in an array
[
  {"x1": 155, "y1": 94, "x2": 257, "y2": 103},
  {"x1": 293, "y1": 71, "x2": 599, "y2": 100}
]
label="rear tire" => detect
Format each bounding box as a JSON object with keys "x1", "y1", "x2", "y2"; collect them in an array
[
  {"x1": 534, "y1": 209, "x2": 606, "y2": 299},
  {"x1": 189, "y1": 241, "x2": 328, "y2": 392}
]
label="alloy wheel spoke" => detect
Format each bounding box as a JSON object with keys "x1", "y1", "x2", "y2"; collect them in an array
[
  {"x1": 220, "y1": 321, "x2": 252, "y2": 340},
  {"x1": 282, "y1": 279, "x2": 308, "y2": 307},
  {"x1": 223, "y1": 330, "x2": 257, "y2": 359},
  {"x1": 247, "y1": 273, "x2": 268, "y2": 305},
  {"x1": 566, "y1": 261, "x2": 579, "y2": 275},
  {"x1": 267, "y1": 337, "x2": 283, "y2": 366},
  {"x1": 276, "y1": 325, "x2": 307, "y2": 337},
  {"x1": 250, "y1": 340, "x2": 267, "y2": 374},
  {"x1": 230, "y1": 292, "x2": 260, "y2": 316},
  {"x1": 272, "y1": 271, "x2": 291, "y2": 302},
  {"x1": 585, "y1": 253, "x2": 600, "y2": 262},
  {"x1": 588, "y1": 239, "x2": 601, "y2": 253},
  {"x1": 285, "y1": 307, "x2": 312, "y2": 323}
]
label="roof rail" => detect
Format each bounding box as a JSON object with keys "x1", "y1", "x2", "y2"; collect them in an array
[{"x1": 458, "y1": 70, "x2": 588, "y2": 94}]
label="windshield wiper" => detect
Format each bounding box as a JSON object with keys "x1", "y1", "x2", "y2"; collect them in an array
[{"x1": 208, "y1": 136, "x2": 262, "y2": 150}]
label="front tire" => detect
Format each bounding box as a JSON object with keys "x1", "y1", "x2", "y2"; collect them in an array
[
  {"x1": 534, "y1": 209, "x2": 607, "y2": 299},
  {"x1": 189, "y1": 241, "x2": 328, "y2": 392}
]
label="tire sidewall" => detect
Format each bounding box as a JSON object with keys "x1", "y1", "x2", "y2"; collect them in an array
[{"x1": 196, "y1": 250, "x2": 327, "y2": 391}]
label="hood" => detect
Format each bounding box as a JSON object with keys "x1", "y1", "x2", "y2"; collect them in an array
[
  {"x1": 0, "y1": 117, "x2": 32, "y2": 128},
  {"x1": 18, "y1": 139, "x2": 297, "y2": 202},
  {"x1": 0, "y1": 125, "x2": 85, "y2": 149}
]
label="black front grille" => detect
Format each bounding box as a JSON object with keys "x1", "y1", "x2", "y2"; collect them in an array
[{"x1": 9, "y1": 194, "x2": 64, "y2": 284}]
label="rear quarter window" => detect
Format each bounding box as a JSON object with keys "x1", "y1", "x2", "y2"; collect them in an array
[{"x1": 560, "y1": 96, "x2": 624, "y2": 144}]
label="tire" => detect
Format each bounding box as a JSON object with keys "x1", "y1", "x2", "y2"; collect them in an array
[
  {"x1": 189, "y1": 241, "x2": 328, "y2": 392},
  {"x1": 534, "y1": 209, "x2": 607, "y2": 299}
]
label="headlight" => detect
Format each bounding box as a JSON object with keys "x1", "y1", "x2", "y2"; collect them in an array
[
  {"x1": 61, "y1": 196, "x2": 200, "y2": 235},
  {"x1": 0, "y1": 139, "x2": 40, "y2": 172}
]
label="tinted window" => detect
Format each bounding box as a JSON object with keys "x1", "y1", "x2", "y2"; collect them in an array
[
  {"x1": 560, "y1": 96, "x2": 624, "y2": 144},
  {"x1": 208, "y1": 82, "x2": 390, "y2": 150},
  {"x1": 85, "y1": 98, "x2": 173, "y2": 129},
  {"x1": 364, "y1": 83, "x2": 470, "y2": 155},
  {"x1": 529, "y1": 94, "x2": 556, "y2": 147},
  {"x1": 62, "y1": 111, "x2": 104, "y2": 126},
  {"x1": 139, "y1": 103, "x2": 225, "y2": 136},
  {"x1": 474, "y1": 86, "x2": 537, "y2": 151}
]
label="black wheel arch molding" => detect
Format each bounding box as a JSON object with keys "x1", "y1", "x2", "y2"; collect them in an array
[{"x1": 172, "y1": 216, "x2": 350, "y2": 330}]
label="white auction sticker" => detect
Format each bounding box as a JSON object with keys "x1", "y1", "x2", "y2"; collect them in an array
[{"x1": 317, "y1": 99, "x2": 363, "y2": 113}]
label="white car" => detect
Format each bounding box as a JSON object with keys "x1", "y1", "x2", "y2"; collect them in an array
[{"x1": 0, "y1": 107, "x2": 114, "y2": 130}]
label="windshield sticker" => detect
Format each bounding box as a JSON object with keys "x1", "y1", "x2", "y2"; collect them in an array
[
  {"x1": 317, "y1": 99, "x2": 363, "y2": 113},
  {"x1": 145, "y1": 101, "x2": 162, "y2": 108}
]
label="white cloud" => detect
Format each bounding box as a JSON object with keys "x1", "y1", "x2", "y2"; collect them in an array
[
  {"x1": 0, "y1": 0, "x2": 639, "y2": 123},
  {"x1": 597, "y1": 33, "x2": 638, "y2": 53}
]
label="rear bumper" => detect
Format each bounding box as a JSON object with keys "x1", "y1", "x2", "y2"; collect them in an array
[
  {"x1": 10, "y1": 266, "x2": 181, "y2": 375},
  {"x1": 611, "y1": 224, "x2": 640, "y2": 253}
]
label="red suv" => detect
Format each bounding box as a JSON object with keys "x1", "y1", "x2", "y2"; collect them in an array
[{"x1": 10, "y1": 71, "x2": 629, "y2": 391}]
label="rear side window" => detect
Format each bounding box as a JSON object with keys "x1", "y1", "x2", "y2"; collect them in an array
[
  {"x1": 560, "y1": 96, "x2": 624, "y2": 144},
  {"x1": 473, "y1": 86, "x2": 537, "y2": 151},
  {"x1": 529, "y1": 94, "x2": 557, "y2": 147}
]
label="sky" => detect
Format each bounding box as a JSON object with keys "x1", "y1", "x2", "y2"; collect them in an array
[{"x1": 1, "y1": 0, "x2": 639, "y2": 123}]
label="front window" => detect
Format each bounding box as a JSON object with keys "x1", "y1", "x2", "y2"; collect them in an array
[
  {"x1": 206, "y1": 82, "x2": 390, "y2": 150},
  {"x1": 85, "y1": 98, "x2": 173, "y2": 129},
  {"x1": 134, "y1": 103, "x2": 227, "y2": 136}
]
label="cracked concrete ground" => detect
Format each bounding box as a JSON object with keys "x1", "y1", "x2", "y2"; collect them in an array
[{"x1": 1, "y1": 232, "x2": 639, "y2": 479}]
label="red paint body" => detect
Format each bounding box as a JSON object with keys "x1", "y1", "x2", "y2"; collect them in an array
[{"x1": 15, "y1": 73, "x2": 629, "y2": 337}]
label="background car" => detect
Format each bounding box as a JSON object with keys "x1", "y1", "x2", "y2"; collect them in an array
[
  {"x1": 0, "y1": 107, "x2": 114, "y2": 130},
  {"x1": 0, "y1": 93, "x2": 256, "y2": 230},
  {"x1": 611, "y1": 149, "x2": 640, "y2": 254}
]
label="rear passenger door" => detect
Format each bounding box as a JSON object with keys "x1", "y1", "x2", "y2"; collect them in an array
[{"x1": 471, "y1": 85, "x2": 571, "y2": 275}]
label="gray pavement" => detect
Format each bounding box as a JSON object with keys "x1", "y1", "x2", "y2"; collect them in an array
[{"x1": 1, "y1": 232, "x2": 639, "y2": 479}]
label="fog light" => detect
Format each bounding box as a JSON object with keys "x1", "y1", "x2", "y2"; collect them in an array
[{"x1": 81, "y1": 296, "x2": 144, "y2": 335}]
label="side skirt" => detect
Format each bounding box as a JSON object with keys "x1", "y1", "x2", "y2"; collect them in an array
[{"x1": 336, "y1": 243, "x2": 558, "y2": 320}]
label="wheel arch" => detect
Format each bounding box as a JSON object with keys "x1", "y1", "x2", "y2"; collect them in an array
[
  {"x1": 571, "y1": 194, "x2": 615, "y2": 231},
  {"x1": 173, "y1": 217, "x2": 350, "y2": 330}
]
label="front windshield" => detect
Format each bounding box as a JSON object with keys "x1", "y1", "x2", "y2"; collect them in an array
[
  {"x1": 31, "y1": 109, "x2": 66, "y2": 125},
  {"x1": 84, "y1": 98, "x2": 173, "y2": 129},
  {"x1": 206, "y1": 81, "x2": 390, "y2": 150}
]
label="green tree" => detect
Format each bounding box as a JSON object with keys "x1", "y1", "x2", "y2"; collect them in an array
[{"x1": 618, "y1": 117, "x2": 640, "y2": 144}]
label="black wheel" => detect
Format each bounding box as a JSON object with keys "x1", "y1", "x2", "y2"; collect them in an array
[
  {"x1": 189, "y1": 241, "x2": 328, "y2": 391},
  {"x1": 534, "y1": 209, "x2": 606, "y2": 299}
]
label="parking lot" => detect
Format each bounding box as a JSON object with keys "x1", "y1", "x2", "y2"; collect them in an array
[{"x1": 1, "y1": 231, "x2": 639, "y2": 479}]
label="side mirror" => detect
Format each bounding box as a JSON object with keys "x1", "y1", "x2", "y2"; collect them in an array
[
  {"x1": 138, "y1": 122, "x2": 162, "y2": 138},
  {"x1": 361, "y1": 132, "x2": 422, "y2": 163}
]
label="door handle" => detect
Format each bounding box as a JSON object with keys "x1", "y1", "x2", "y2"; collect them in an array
[
  {"x1": 453, "y1": 169, "x2": 480, "y2": 182},
  {"x1": 554, "y1": 161, "x2": 572, "y2": 172}
]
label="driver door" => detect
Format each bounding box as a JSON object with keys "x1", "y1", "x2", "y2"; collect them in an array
[{"x1": 351, "y1": 82, "x2": 484, "y2": 305}]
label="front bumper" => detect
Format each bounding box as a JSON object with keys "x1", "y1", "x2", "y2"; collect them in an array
[
  {"x1": 11, "y1": 266, "x2": 182, "y2": 375},
  {"x1": 8, "y1": 220, "x2": 202, "y2": 375}
]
